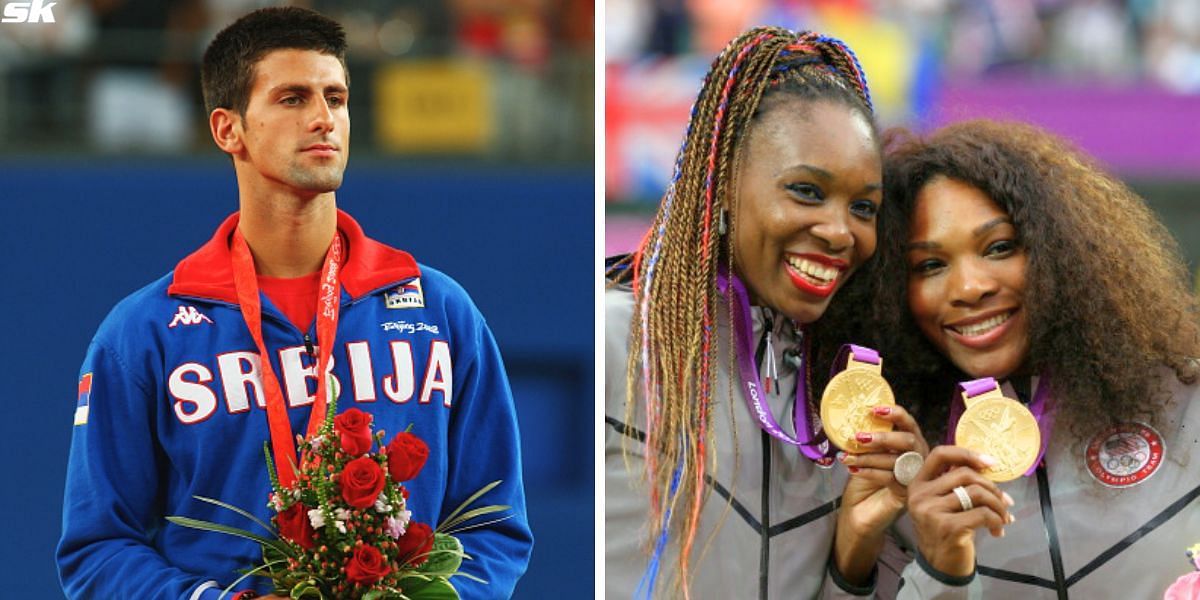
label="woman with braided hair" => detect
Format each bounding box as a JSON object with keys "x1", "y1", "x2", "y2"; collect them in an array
[
  {"x1": 605, "y1": 27, "x2": 928, "y2": 598},
  {"x1": 867, "y1": 120, "x2": 1200, "y2": 598}
]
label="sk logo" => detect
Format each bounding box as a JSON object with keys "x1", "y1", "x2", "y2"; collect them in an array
[
  {"x1": 169, "y1": 305, "x2": 214, "y2": 328},
  {"x1": 1, "y1": 0, "x2": 56, "y2": 23}
]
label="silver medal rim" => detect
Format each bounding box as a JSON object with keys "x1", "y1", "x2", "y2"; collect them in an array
[{"x1": 893, "y1": 450, "x2": 924, "y2": 486}]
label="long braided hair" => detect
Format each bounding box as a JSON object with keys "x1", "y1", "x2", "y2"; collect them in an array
[{"x1": 610, "y1": 27, "x2": 876, "y2": 596}]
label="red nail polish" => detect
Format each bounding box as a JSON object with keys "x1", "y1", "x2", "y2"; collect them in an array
[
  {"x1": 855, "y1": 432, "x2": 872, "y2": 444},
  {"x1": 847, "y1": 466, "x2": 860, "y2": 474},
  {"x1": 873, "y1": 405, "x2": 892, "y2": 416}
]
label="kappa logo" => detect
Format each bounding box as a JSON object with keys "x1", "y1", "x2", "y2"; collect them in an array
[
  {"x1": 169, "y1": 305, "x2": 214, "y2": 328},
  {"x1": 1, "y1": 0, "x2": 56, "y2": 23},
  {"x1": 385, "y1": 279, "x2": 424, "y2": 309}
]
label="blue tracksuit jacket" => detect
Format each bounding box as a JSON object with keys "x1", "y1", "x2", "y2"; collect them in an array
[{"x1": 57, "y1": 210, "x2": 532, "y2": 599}]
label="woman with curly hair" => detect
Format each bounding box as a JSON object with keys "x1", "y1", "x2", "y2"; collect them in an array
[
  {"x1": 869, "y1": 119, "x2": 1200, "y2": 598},
  {"x1": 605, "y1": 27, "x2": 929, "y2": 598}
]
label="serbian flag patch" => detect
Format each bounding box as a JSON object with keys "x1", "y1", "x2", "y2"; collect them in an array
[
  {"x1": 74, "y1": 373, "x2": 92, "y2": 426},
  {"x1": 385, "y1": 279, "x2": 424, "y2": 309}
]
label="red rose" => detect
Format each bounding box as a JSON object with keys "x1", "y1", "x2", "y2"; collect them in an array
[
  {"x1": 339, "y1": 456, "x2": 386, "y2": 508},
  {"x1": 396, "y1": 521, "x2": 435, "y2": 566},
  {"x1": 334, "y1": 408, "x2": 374, "y2": 456},
  {"x1": 385, "y1": 432, "x2": 430, "y2": 482},
  {"x1": 344, "y1": 544, "x2": 392, "y2": 585},
  {"x1": 276, "y1": 502, "x2": 314, "y2": 549}
]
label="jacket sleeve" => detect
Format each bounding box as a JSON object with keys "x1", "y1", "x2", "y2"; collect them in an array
[
  {"x1": 440, "y1": 314, "x2": 534, "y2": 598},
  {"x1": 56, "y1": 340, "x2": 225, "y2": 600},
  {"x1": 894, "y1": 551, "x2": 981, "y2": 600},
  {"x1": 819, "y1": 558, "x2": 878, "y2": 599}
]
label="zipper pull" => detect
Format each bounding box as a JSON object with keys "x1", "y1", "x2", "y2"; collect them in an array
[
  {"x1": 304, "y1": 333, "x2": 316, "y2": 359},
  {"x1": 763, "y1": 313, "x2": 776, "y2": 394}
]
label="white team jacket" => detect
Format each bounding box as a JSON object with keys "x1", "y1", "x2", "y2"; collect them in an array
[
  {"x1": 605, "y1": 287, "x2": 874, "y2": 599},
  {"x1": 886, "y1": 376, "x2": 1200, "y2": 599}
]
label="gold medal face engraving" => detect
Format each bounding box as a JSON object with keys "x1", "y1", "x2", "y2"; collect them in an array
[
  {"x1": 954, "y1": 389, "x2": 1041, "y2": 482},
  {"x1": 821, "y1": 362, "x2": 895, "y2": 453}
]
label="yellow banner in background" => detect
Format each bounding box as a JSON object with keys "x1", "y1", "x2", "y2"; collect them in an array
[{"x1": 374, "y1": 59, "x2": 493, "y2": 153}]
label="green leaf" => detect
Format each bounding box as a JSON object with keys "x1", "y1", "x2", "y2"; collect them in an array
[
  {"x1": 192, "y1": 495, "x2": 277, "y2": 535},
  {"x1": 264, "y1": 441, "x2": 281, "y2": 495},
  {"x1": 437, "y1": 481, "x2": 502, "y2": 533},
  {"x1": 291, "y1": 579, "x2": 325, "y2": 599},
  {"x1": 362, "y1": 591, "x2": 384, "y2": 600},
  {"x1": 417, "y1": 534, "x2": 464, "y2": 575},
  {"x1": 218, "y1": 559, "x2": 287, "y2": 598},
  {"x1": 449, "y1": 571, "x2": 487, "y2": 584},
  {"x1": 438, "y1": 504, "x2": 510, "y2": 534},
  {"x1": 443, "y1": 515, "x2": 514, "y2": 536},
  {"x1": 411, "y1": 577, "x2": 459, "y2": 600},
  {"x1": 165, "y1": 516, "x2": 294, "y2": 558},
  {"x1": 397, "y1": 575, "x2": 459, "y2": 599}
]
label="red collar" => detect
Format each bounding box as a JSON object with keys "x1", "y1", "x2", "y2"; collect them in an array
[{"x1": 168, "y1": 209, "x2": 420, "y2": 304}]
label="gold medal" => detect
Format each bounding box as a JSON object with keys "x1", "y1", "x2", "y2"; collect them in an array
[
  {"x1": 954, "y1": 385, "x2": 1041, "y2": 482},
  {"x1": 820, "y1": 353, "x2": 895, "y2": 453}
]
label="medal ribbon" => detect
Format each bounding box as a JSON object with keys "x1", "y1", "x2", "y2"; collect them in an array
[
  {"x1": 832, "y1": 343, "x2": 881, "y2": 372},
  {"x1": 716, "y1": 267, "x2": 830, "y2": 461},
  {"x1": 948, "y1": 376, "x2": 1055, "y2": 477},
  {"x1": 230, "y1": 227, "x2": 343, "y2": 488}
]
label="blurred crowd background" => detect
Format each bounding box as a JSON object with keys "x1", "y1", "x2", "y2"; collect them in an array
[
  {"x1": 1, "y1": 0, "x2": 592, "y2": 160},
  {"x1": 606, "y1": 0, "x2": 1200, "y2": 282},
  {"x1": 0, "y1": 1, "x2": 592, "y2": 597}
]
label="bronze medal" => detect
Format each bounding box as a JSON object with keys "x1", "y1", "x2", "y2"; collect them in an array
[
  {"x1": 820, "y1": 358, "x2": 895, "y2": 453},
  {"x1": 954, "y1": 387, "x2": 1041, "y2": 482}
]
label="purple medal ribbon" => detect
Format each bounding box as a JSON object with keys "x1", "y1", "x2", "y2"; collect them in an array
[
  {"x1": 717, "y1": 267, "x2": 832, "y2": 461},
  {"x1": 948, "y1": 376, "x2": 1055, "y2": 477},
  {"x1": 832, "y1": 343, "x2": 881, "y2": 372}
]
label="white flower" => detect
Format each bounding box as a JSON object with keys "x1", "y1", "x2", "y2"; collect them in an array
[
  {"x1": 374, "y1": 496, "x2": 393, "y2": 514},
  {"x1": 395, "y1": 508, "x2": 412, "y2": 529},
  {"x1": 307, "y1": 508, "x2": 325, "y2": 529},
  {"x1": 332, "y1": 507, "x2": 352, "y2": 534},
  {"x1": 384, "y1": 516, "x2": 405, "y2": 539},
  {"x1": 309, "y1": 435, "x2": 324, "y2": 452}
]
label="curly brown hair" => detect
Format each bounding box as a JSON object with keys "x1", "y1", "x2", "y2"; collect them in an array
[{"x1": 865, "y1": 120, "x2": 1200, "y2": 442}]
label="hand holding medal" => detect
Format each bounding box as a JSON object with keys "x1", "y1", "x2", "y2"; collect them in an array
[
  {"x1": 905, "y1": 377, "x2": 1043, "y2": 577},
  {"x1": 820, "y1": 345, "x2": 896, "y2": 453},
  {"x1": 828, "y1": 345, "x2": 932, "y2": 585},
  {"x1": 953, "y1": 378, "x2": 1042, "y2": 482}
]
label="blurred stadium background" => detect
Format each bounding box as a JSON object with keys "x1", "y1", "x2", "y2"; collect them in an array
[
  {"x1": 0, "y1": 0, "x2": 592, "y2": 597},
  {"x1": 606, "y1": 0, "x2": 1200, "y2": 285}
]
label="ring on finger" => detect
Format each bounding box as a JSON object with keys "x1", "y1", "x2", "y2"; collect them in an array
[
  {"x1": 893, "y1": 451, "x2": 924, "y2": 486},
  {"x1": 952, "y1": 485, "x2": 973, "y2": 512}
]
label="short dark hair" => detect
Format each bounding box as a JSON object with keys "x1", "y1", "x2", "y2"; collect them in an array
[{"x1": 201, "y1": 6, "x2": 347, "y2": 117}]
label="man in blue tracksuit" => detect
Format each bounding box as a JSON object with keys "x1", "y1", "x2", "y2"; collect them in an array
[{"x1": 56, "y1": 8, "x2": 532, "y2": 599}]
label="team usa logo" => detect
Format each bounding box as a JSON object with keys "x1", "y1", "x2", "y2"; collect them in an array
[
  {"x1": 74, "y1": 373, "x2": 92, "y2": 426},
  {"x1": 1084, "y1": 422, "x2": 1165, "y2": 488},
  {"x1": 385, "y1": 279, "x2": 424, "y2": 309},
  {"x1": 169, "y1": 305, "x2": 214, "y2": 328}
]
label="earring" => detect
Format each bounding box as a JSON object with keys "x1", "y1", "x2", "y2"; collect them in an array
[{"x1": 717, "y1": 207, "x2": 728, "y2": 236}]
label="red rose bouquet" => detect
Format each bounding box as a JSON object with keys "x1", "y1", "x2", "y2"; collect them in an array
[{"x1": 168, "y1": 384, "x2": 509, "y2": 599}]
